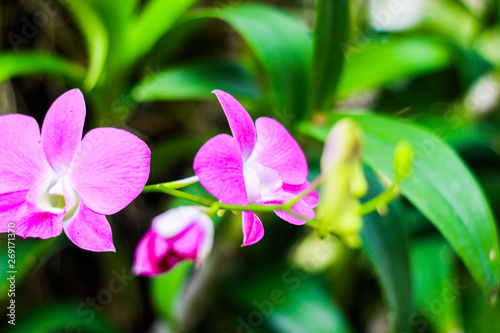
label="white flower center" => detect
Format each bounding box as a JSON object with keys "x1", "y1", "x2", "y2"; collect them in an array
[
  {"x1": 243, "y1": 162, "x2": 282, "y2": 203},
  {"x1": 36, "y1": 175, "x2": 80, "y2": 220}
]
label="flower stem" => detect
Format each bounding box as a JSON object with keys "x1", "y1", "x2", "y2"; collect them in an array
[
  {"x1": 144, "y1": 183, "x2": 310, "y2": 220},
  {"x1": 147, "y1": 185, "x2": 214, "y2": 206},
  {"x1": 358, "y1": 184, "x2": 400, "y2": 216},
  {"x1": 143, "y1": 176, "x2": 199, "y2": 192}
]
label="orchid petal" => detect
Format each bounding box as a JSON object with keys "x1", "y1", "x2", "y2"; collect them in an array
[
  {"x1": 64, "y1": 202, "x2": 115, "y2": 252},
  {"x1": 152, "y1": 206, "x2": 214, "y2": 265},
  {"x1": 242, "y1": 211, "x2": 264, "y2": 246},
  {"x1": 133, "y1": 230, "x2": 171, "y2": 276},
  {"x1": 251, "y1": 117, "x2": 308, "y2": 185},
  {"x1": 194, "y1": 134, "x2": 248, "y2": 205},
  {"x1": 171, "y1": 222, "x2": 202, "y2": 259},
  {"x1": 153, "y1": 206, "x2": 203, "y2": 237},
  {"x1": 69, "y1": 128, "x2": 151, "y2": 215},
  {"x1": 0, "y1": 114, "x2": 51, "y2": 194},
  {"x1": 15, "y1": 210, "x2": 63, "y2": 239},
  {"x1": 283, "y1": 182, "x2": 320, "y2": 208},
  {"x1": 41, "y1": 89, "x2": 86, "y2": 174},
  {"x1": 213, "y1": 90, "x2": 256, "y2": 160},
  {"x1": 274, "y1": 199, "x2": 315, "y2": 225},
  {"x1": 0, "y1": 191, "x2": 29, "y2": 232}
]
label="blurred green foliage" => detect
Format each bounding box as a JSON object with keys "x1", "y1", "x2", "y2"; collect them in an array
[{"x1": 2, "y1": 0, "x2": 500, "y2": 332}]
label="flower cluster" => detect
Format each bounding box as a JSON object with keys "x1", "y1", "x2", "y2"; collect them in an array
[{"x1": 1, "y1": 89, "x2": 373, "y2": 276}]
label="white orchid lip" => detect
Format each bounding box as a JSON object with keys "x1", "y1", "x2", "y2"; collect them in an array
[
  {"x1": 35, "y1": 174, "x2": 80, "y2": 219},
  {"x1": 243, "y1": 161, "x2": 282, "y2": 203}
]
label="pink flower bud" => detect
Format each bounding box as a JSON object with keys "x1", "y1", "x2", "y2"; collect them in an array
[{"x1": 133, "y1": 206, "x2": 214, "y2": 276}]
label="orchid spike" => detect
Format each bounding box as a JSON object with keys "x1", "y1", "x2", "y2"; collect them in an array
[
  {"x1": 133, "y1": 206, "x2": 214, "y2": 276},
  {"x1": 0, "y1": 89, "x2": 151, "y2": 251},
  {"x1": 193, "y1": 90, "x2": 318, "y2": 246}
]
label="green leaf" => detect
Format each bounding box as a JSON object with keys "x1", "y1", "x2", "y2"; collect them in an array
[
  {"x1": 65, "y1": 0, "x2": 109, "y2": 91},
  {"x1": 132, "y1": 61, "x2": 259, "y2": 102},
  {"x1": 3, "y1": 302, "x2": 117, "y2": 333},
  {"x1": 299, "y1": 113, "x2": 500, "y2": 299},
  {"x1": 151, "y1": 261, "x2": 192, "y2": 324},
  {"x1": 193, "y1": 3, "x2": 312, "y2": 122},
  {"x1": 421, "y1": 0, "x2": 479, "y2": 47},
  {"x1": 0, "y1": 53, "x2": 85, "y2": 84},
  {"x1": 360, "y1": 169, "x2": 412, "y2": 333},
  {"x1": 337, "y1": 37, "x2": 451, "y2": 99},
  {"x1": 126, "y1": 0, "x2": 197, "y2": 65},
  {"x1": 411, "y1": 236, "x2": 463, "y2": 332},
  {"x1": 312, "y1": 0, "x2": 349, "y2": 111},
  {"x1": 463, "y1": 268, "x2": 500, "y2": 332}
]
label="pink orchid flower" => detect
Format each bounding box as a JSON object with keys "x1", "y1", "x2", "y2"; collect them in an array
[
  {"x1": 133, "y1": 206, "x2": 213, "y2": 276},
  {"x1": 194, "y1": 90, "x2": 319, "y2": 246},
  {"x1": 0, "y1": 89, "x2": 151, "y2": 252}
]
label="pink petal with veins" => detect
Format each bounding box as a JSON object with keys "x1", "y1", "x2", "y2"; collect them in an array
[
  {"x1": 250, "y1": 117, "x2": 308, "y2": 185},
  {"x1": 194, "y1": 134, "x2": 248, "y2": 206},
  {"x1": 242, "y1": 211, "x2": 264, "y2": 246},
  {"x1": 41, "y1": 89, "x2": 86, "y2": 175},
  {"x1": 0, "y1": 114, "x2": 51, "y2": 194},
  {"x1": 213, "y1": 90, "x2": 256, "y2": 160},
  {"x1": 64, "y1": 202, "x2": 115, "y2": 252},
  {"x1": 15, "y1": 210, "x2": 63, "y2": 239},
  {"x1": 0, "y1": 191, "x2": 29, "y2": 232},
  {"x1": 69, "y1": 128, "x2": 151, "y2": 215}
]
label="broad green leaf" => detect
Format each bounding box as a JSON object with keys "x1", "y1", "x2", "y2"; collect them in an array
[
  {"x1": 151, "y1": 262, "x2": 192, "y2": 324},
  {"x1": 0, "y1": 53, "x2": 84, "y2": 84},
  {"x1": 312, "y1": 0, "x2": 349, "y2": 111},
  {"x1": 337, "y1": 37, "x2": 451, "y2": 98},
  {"x1": 84, "y1": 0, "x2": 136, "y2": 26},
  {"x1": 234, "y1": 269, "x2": 353, "y2": 333},
  {"x1": 411, "y1": 236, "x2": 463, "y2": 332},
  {"x1": 132, "y1": 61, "x2": 258, "y2": 102},
  {"x1": 81, "y1": 0, "x2": 137, "y2": 77},
  {"x1": 3, "y1": 302, "x2": 117, "y2": 333},
  {"x1": 0, "y1": 238, "x2": 61, "y2": 302},
  {"x1": 299, "y1": 113, "x2": 500, "y2": 299},
  {"x1": 360, "y1": 169, "x2": 412, "y2": 333},
  {"x1": 192, "y1": 3, "x2": 312, "y2": 121},
  {"x1": 66, "y1": 0, "x2": 109, "y2": 91},
  {"x1": 126, "y1": 0, "x2": 197, "y2": 65}
]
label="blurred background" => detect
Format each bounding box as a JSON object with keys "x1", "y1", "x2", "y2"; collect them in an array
[{"x1": 2, "y1": 0, "x2": 500, "y2": 332}]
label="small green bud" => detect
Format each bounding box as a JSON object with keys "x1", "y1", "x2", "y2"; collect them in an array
[{"x1": 393, "y1": 141, "x2": 413, "y2": 183}]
